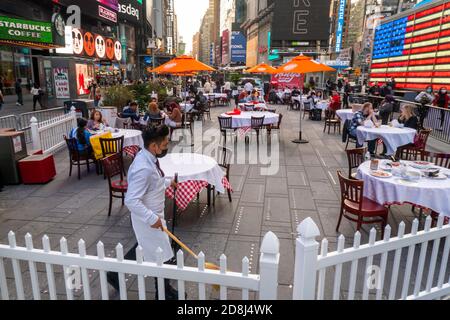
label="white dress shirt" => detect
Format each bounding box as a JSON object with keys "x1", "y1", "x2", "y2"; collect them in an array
[{"x1": 125, "y1": 149, "x2": 173, "y2": 263}]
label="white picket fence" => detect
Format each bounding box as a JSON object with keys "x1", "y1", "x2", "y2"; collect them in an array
[
  {"x1": 1, "y1": 216, "x2": 449, "y2": 300},
  {"x1": 0, "y1": 231, "x2": 279, "y2": 300},
  {"x1": 30, "y1": 107, "x2": 77, "y2": 154},
  {"x1": 293, "y1": 216, "x2": 450, "y2": 300}
]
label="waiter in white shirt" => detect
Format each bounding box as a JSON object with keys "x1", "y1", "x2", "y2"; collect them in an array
[{"x1": 107, "y1": 124, "x2": 180, "y2": 299}]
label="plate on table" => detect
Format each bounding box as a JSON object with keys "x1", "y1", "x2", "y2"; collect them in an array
[
  {"x1": 370, "y1": 170, "x2": 392, "y2": 178},
  {"x1": 410, "y1": 161, "x2": 432, "y2": 170}
]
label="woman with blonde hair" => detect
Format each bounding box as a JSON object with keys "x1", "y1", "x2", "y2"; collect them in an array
[
  {"x1": 144, "y1": 101, "x2": 162, "y2": 121},
  {"x1": 398, "y1": 104, "x2": 419, "y2": 130}
]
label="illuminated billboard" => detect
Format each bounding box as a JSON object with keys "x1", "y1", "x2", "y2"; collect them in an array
[{"x1": 370, "y1": 0, "x2": 450, "y2": 90}]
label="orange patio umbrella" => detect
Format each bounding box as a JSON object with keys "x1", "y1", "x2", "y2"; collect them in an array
[
  {"x1": 275, "y1": 55, "x2": 336, "y2": 144},
  {"x1": 245, "y1": 63, "x2": 277, "y2": 74},
  {"x1": 149, "y1": 55, "x2": 215, "y2": 74},
  {"x1": 275, "y1": 55, "x2": 335, "y2": 74}
]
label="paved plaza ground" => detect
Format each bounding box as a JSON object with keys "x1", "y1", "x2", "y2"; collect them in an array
[{"x1": 0, "y1": 104, "x2": 449, "y2": 300}]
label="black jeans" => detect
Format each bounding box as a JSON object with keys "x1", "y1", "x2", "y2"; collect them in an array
[
  {"x1": 33, "y1": 95, "x2": 43, "y2": 110},
  {"x1": 343, "y1": 93, "x2": 350, "y2": 109}
]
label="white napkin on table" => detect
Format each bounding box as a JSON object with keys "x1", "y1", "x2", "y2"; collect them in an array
[{"x1": 364, "y1": 120, "x2": 375, "y2": 128}]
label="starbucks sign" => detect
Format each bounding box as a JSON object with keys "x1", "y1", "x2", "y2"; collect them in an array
[{"x1": 0, "y1": 16, "x2": 53, "y2": 44}]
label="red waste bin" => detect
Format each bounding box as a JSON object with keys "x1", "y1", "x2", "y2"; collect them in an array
[{"x1": 18, "y1": 154, "x2": 56, "y2": 184}]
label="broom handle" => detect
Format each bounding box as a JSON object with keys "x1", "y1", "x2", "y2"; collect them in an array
[{"x1": 163, "y1": 227, "x2": 198, "y2": 259}]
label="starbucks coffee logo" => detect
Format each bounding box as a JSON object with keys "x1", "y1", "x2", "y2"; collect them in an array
[{"x1": 52, "y1": 13, "x2": 66, "y2": 37}]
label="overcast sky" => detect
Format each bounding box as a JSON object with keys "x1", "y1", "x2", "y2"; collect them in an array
[{"x1": 174, "y1": 0, "x2": 209, "y2": 54}]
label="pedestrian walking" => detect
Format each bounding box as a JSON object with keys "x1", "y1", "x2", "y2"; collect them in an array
[
  {"x1": 15, "y1": 78, "x2": 23, "y2": 106},
  {"x1": 30, "y1": 83, "x2": 44, "y2": 111}
]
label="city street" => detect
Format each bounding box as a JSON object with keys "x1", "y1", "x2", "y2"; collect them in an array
[{"x1": 1, "y1": 105, "x2": 448, "y2": 300}]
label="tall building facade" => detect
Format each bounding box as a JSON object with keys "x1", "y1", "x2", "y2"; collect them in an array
[
  {"x1": 192, "y1": 32, "x2": 200, "y2": 59},
  {"x1": 197, "y1": 0, "x2": 220, "y2": 65}
]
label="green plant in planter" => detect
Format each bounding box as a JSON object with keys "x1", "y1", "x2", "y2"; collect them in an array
[
  {"x1": 129, "y1": 83, "x2": 152, "y2": 113},
  {"x1": 102, "y1": 85, "x2": 134, "y2": 111}
]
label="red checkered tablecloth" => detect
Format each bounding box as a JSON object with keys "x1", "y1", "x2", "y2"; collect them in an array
[
  {"x1": 123, "y1": 145, "x2": 140, "y2": 159},
  {"x1": 237, "y1": 126, "x2": 252, "y2": 136},
  {"x1": 166, "y1": 177, "x2": 232, "y2": 211}
]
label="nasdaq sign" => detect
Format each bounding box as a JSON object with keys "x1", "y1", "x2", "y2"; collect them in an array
[{"x1": 335, "y1": 0, "x2": 346, "y2": 53}]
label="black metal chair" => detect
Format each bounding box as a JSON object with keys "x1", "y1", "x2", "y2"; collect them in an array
[
  {"x1": 250, "y1": 116, "x2": 265, "y2": 144},
  {"x1": 64, "y1": 135, "x2": 99, "y2": 180},
  {"x1": 342, "y1": 119, "x2": 357, "y2": 150},
  {"x1": 148, "y1": 117, "x2": 165, "y2": 126},
  {"x1": 218, "y1": 116, "x2": 236, "y2": 144},
  {"x1": 213, "y1": 146, "x2": 233, "y2": 204}
]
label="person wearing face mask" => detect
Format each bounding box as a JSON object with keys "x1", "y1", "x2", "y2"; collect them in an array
[
  {"x1": 107, "y1": 125, "x2": 180, "y2": 299},
  {"x1": 415, "y1": 86, "x2": 434, "y2": 129},
  {"x1": 433, "y1": 87, "x2": 449, "y2": 130}
]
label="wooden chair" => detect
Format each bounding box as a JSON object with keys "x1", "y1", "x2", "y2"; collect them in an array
[
  {"x1": 336, "y1": 170, "x2": 389, "y2": 238},
  {"x1": 395, "y1": 128, "x2": 432, "y2": 160},
  {"x1": 324, "y1": 109, "x2": 341, "y2": 134},
  {"x1": 64, "y1": 135, "x2": 98, "y2": 180},
  {"x1": 102, "y1": 153, "x2": 127, "y2": 217},
  {"x1": 218, "y1": 116, "x2": 235, "y2": 144},
  {"x1": 250, "y1": 116, "x2": 265, "y2": 144},
  {"x1": 346, "y1": 147, "x2": 367, "y2": 179},
  {"x1": 420, "y1": 150, "x2": 450, "y2": 169},
  {"x1": 100, "y1": 136, "x2": 125, "y2": 176},
  {"x1": 213, "y1": 146, "x2": 233, "y2": 204}
]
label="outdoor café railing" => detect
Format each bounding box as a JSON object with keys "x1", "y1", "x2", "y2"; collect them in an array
[
  {"x1": 30, "y1": 108, "x2": 77, "y2": 154},
  {"x1": 0, "y1": 231, "x2": 279, "y2": 300},
  {"x1": 293, "y1": 217, "x2": 450, "y2": 300},
  {"x1": 342, "y1": 91, "x2": 450, "y2": 144},
  {"x1": 0, "y1": 107, "x2": 66, "y2": 144}
]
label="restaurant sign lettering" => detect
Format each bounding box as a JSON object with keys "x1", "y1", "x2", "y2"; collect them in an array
[{"x1": 0, "y1": 16, "x2": 53, "y2": 44}]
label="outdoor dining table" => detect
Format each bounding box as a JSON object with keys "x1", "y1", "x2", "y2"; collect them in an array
[
  {"x1": 315, "y1": 101, "x2": 330, "y2": 111},
  {"x1": 357, "y1": 160, "x2": 450, "y2": 218},
  {"x1": 220, "y1": 111, "x2": 279, "y2": 129},
  {"x1": 160, "y1": 153, "x2": 232, "y2": 210},
  {"x1": 112, "y1": 129, "x2": 144, "y2": 149},
  {"x1": 336, "y1": 109, "x2": 355, "y2": 122},
  {"x1": 356, "y1": 125, "x2": 417, "y2": 156}
]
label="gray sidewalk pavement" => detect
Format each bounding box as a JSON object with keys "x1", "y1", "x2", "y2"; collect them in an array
[{"x1": 0, "y1": 105, "x2": 448, "y2": 300}]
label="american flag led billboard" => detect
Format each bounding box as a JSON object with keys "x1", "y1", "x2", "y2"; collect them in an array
[{"x1": 370, "y1": 1, "x2": 450, "y2": 91}]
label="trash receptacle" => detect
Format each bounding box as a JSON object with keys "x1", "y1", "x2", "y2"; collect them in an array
[
  {"x1": 0, "y1": 131, "x2": 28, "y2": 184},
  {"x1": 64, "y1": 100, "x2": 89, "y2": 118}
]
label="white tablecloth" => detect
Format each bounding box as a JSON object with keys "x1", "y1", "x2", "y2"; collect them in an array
[
  {"x1": 315, "y1": 101, "x2": 330, "y2": 110},
  {"x1": 291, "y1": 95, "x2": 309, "y2": 103},
  {"x1": 336, "y1": 109, "x2": 355, "y2": 122},
  {"x1": 208, "y1": 93, "x2": 228, "y2": 99},
  {"x1": 113, "y1": 129, "x2": 144, "y2": 148},
  {"x1": 357, "y1": 161, "x2": 450, "y2": 218},
  {"x1": 356, "y1": 125, "x2": 416, "y2": 155},
  {"x1": 159, "y1": 153, "x2": 226, "y2": 193},
  {"x1": 180, "y1": 103, "x2": 194, "y2": 112},
  {"x1": 220, "y1": 111, "x2": 279, "y2": 128}
]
